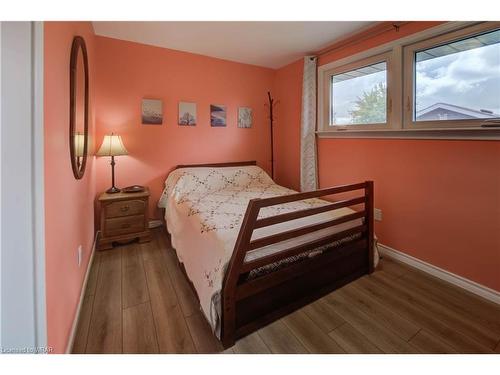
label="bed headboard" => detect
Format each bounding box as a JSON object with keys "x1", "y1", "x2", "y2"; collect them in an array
[{"x1": 174, "y1": 160, "x2": 257, "y2": 170}]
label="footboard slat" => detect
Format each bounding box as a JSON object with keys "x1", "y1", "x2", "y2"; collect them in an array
[
  {"x1": 248, "y1": 210, "x2": 365, "y2": 251},
  {"x1": 252, "y1": 182, "x2": 367, "y2": 208},
  {"x1": 254, "y1": 196, "x2": 366, "y2": 228}
]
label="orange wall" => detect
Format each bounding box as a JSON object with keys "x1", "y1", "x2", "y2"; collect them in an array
[
  {"x1": 274, "y1": 59, "x2": 303, "y2": 191},
  {"x1": 94, "y1": 36, "x2": 275, "y2": 219},
  {"x1": 274, "y1": 22, "x2": 500, "y2": 292},
  {"x1": 317, "y1": 139, "x2": 500, "y2": 292},
  {"x1": 44, "y1": 21, "x2": 96, "y2": 353}
]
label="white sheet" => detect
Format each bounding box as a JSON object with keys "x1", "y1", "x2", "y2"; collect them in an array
[{"x1": 158, "y1": 165, "x2": 379, "y2": 336}]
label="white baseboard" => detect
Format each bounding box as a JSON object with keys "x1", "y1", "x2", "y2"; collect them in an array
[
  {"x1": 378, "y1": 243, "x2": 500, "y2": 306},
  {"x1": 65, "y1": 231, "x2": 100, "y2": 354}
]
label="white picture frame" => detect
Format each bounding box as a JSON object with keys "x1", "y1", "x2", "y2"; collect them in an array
[
  {"x1": 238, "y1": 107, "x2": 252, "y2": 128},
  {"x1": 178, "y1": 102, "x2": 197, "y2": 126}
]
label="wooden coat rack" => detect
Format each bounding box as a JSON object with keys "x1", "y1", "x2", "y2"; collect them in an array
[{"x1": 267, "y1": 91, "x2": 276, "y2": 179}]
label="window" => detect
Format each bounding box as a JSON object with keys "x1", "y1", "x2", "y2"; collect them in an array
[
  {"x1": 318, "y1": 21, "x2": 500, "y2": 139},
  {"x1": 404, "y1": 23, "x2": 500, "y2": 129},
  {"x1": 322, "y1": 53, "x2": 392, "y2": 130},
  {"x1": 331, "y1": 61, "x2": 387, "y2": 126}
]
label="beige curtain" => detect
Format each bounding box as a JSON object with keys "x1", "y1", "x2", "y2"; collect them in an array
[{"x1": 300, "y1": 56, "x2": 318, "y2": 192}]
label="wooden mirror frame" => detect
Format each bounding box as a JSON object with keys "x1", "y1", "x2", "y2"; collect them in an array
[{"x1": 69, "y1": 36, "x2": 89, "y2": 180}]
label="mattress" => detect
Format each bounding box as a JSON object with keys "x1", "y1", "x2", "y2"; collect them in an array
[{"x1": 158, "y1": 165, "x2": 379, "y2": 337}]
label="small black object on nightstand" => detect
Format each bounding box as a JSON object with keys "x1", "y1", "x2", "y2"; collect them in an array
[{"x1": 122, "y1": 185, "x2": 145, "y2": 193}]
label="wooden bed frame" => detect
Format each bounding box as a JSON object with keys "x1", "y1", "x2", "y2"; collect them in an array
[{"x1": 170, "y1": 161, "x2": 374, "y2": 348}]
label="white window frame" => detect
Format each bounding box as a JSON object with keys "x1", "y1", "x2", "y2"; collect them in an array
[
  {"x1": 403, "y1": 21, "x2": 500, "y2": 130},
  {"x1": 317, "y1": 21, "x2": 500, "y2": 140},
  {"x1": 322, "y1": 51, "x2": 394, "y2": 131}
]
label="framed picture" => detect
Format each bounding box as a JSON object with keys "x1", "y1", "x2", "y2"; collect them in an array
[
  {"x1": 141, "y1": 99, "x2": 163, "y2": 125},
  {"x1": 210, "y1": 104, "x2": 227, "y2": 127},
  {"x1": 238, "y1": 107, "x2": 252, "y2": 128},
  {"x1": 178, "y1": 102, "x2": 197, "y2": 126}
]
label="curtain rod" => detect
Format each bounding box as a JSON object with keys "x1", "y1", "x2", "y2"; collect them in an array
[{"x1": 315, "y1": 21, "x2": 409, "y2": 57}]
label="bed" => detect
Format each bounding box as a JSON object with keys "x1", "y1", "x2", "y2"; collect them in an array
[{"x1": 158, "y1": 161, "x2": 378, "y2": 347}]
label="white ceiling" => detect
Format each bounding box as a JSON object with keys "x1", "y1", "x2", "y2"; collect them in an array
[{"x1": 92, "y1": 21, "x2": 375, "y2": 69}]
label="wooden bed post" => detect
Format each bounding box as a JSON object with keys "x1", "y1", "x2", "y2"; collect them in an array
[
  {"x1": 221, "y1": 199, "x2": 261, "y2": 347},
  {"x1": 365, "y1": 181, "x2": 375, "y2": 274}
]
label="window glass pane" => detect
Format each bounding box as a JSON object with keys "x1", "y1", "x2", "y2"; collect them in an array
[
  {"x1": 330, "y1": 61, "x2": 387, "y2": 125},
  {"x1": 415, "y1": 29, "x2": 500, "y2": 122}
]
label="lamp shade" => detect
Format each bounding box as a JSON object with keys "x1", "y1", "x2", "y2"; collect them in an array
[{"x1": 96, "y1": 134, "x2": 128, "y2": 157}]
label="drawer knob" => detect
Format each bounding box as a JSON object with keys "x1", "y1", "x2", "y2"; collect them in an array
[
  {"x1": 121, "y1": 223, "x2": 131, "y2": 229},
  {"x1": 120, "y1": 206, "x2": 130, "y2": 212}
]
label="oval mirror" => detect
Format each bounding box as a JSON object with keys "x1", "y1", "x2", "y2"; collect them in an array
[{"x1": 69, "y1": 36, "x2": 89, "y2": 179}]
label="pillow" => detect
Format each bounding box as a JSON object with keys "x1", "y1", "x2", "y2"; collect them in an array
[{"x1": 158, "y1": 165, "x2": 272, "y2": 208}]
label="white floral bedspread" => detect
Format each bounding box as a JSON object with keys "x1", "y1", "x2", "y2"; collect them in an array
[{"x1": 158, "y1": 165, "x2": 378, "y2": 337}]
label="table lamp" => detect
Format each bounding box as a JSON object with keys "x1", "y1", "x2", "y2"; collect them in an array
[{"x1": 96, "y1": 133, "x2": 128, "y2": 193}]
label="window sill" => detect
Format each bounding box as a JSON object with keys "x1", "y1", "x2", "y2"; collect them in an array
[{"x1": 316, "y1": 128, "x2": 500, "y2": 141}]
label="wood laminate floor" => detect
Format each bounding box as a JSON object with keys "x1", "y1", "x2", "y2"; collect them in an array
[{"x1": 72, "y1": 227, "x2": 500, "y2": 354}]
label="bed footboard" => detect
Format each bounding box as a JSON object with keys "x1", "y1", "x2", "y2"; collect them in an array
[{"x1": 221, "y1": 181, "x2": 374, "y2": 347}]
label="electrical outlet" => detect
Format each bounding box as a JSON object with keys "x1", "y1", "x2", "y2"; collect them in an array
[
  {"x1": 374, "y1": 208, "x2": 382, "y2": 221},
  {"x1": 77, "y1": 245, "x2": 83, "y2": 267}
]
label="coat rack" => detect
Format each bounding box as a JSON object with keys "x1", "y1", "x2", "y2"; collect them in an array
[{"x1": 267, "y1": 91, "x2": 277, "y2": 179}]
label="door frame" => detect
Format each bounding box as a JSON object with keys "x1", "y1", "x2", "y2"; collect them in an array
[{"x1": 0, "y1": 21, "x2": 47, "y2": 353}]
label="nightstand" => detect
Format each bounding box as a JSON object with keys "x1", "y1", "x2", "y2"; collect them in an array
[{"x1": 98, "y1": 187, "x2": 151, "y2": 250}]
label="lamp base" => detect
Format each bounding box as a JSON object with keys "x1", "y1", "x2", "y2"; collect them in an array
[{"x1": 106, "y1": 186, "x2": 121, "y2": 194}]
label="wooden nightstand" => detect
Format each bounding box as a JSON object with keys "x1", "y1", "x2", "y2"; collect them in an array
[{"x1": 98, "y1": 188, "x2": 151, "y2": 250}]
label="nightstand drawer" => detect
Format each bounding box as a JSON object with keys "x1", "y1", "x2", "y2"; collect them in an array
[
  {"x1": 105, "y1": 199, "x2": 146, "y2": 218},
  {"x1": 105, "y1": 215, "x2": 145, "y2": 237}
]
